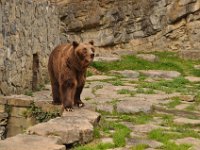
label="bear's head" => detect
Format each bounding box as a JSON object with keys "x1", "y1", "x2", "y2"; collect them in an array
[{"x1": 73, "y1": 41, "x2": 95, "y2": 69}]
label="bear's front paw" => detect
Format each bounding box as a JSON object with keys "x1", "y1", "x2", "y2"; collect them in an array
[
  {"x1": 75, "y1": 100, "x2": 85, "y2": 108},
  {"x1": 64, "y1": 102, "x2": 73, "y2": 112},
  {"x1": 65, "y1": 107, "x2": 73, "y2": 112}
]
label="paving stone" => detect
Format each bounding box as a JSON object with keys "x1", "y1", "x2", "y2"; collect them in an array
[
  {"x1": 175, "y1": 103, "x2": 190, "y2": 110},
  {"x1": 62, "y1": 108, "x2": 101, "y2": 126},
  {"x1": 139, "y1": 70, "x2": 181, "y2": 78},
  {"x1": 132, "y1": 124, "x2": 159, "y2": 134},
  {"x1": 101, "y1": 137, "x2": 114, "y2": 144},
  {"x1": 87, "y1": 75, "x2": 115, "y2": 81},
  {"x1": 111, "y1": 70, "x2": 140, "y2": 78},
  {"x1": 27, "y1": 116, "x2": 93, "y2": 145},
  {"x1": 185, "y1": 76, "x2": 200, "y2": 82},
  {"x1": 81, "y1": 88, "x2": 96, "y2": 100},
  {"x1": 116, "y1": 100, "x2": 153, "y2": 114},
  {"x1": 94, "y1": 56, "x2": 121, "y2": 62},
  {"x1": 194, "y1": 65, "x2": 200, "y2": 70},
  {"x1": 112, "y1": 49, "x2": 137, "y2": 56},
  {"x1": 136, "y1": 54, "x2": 159, "y2": 62},
  {"x1": 127, "y1": 138, "x2": 163, "y2": 148},
  {"x1": 0, "y1": 134, "x2": 65, "y2": 150},
  {"x1": 96, "y1": 103, "x2": 113, "y2": 113},
  {"x1": 179, "y1": 95, "x2": 195, "y2": 102},
  {"x1": 174, "y1": 117, "x2": 200, "y2": 125},
  {"x1": 4, "y1": 95, "x2": 33, "y2": 107},
  {"x1": 95, "y1": 85, "x2": 131, "y2": 99},
  {"x1": 176, "y1": 137, "x2": 200, "y2": 150}
]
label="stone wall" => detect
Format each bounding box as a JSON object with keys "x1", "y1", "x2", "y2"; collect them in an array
[
  {"x1": 0, "y1": 0, "x2": 60, "y2": 95},
  {"x1": 57, "y1": 0, "x2": 200, "y2": 51},
  {"x1": 0, "y1": 0, "x2": 200, "y2": 95}
]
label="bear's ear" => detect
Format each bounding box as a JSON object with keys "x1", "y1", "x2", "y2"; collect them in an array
[
  {"x1": 72, "y1": 41, "x2": 79, "y2": 48},
  {"x1": 89, "y1": 40, "x2": 94, "y2": 45}
]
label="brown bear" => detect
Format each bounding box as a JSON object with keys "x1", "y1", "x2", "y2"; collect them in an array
[{"x1": 48, "y1": 41, "x2": 95, "y2": 111}]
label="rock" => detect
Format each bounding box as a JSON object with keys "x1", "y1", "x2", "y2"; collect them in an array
[
  {"x1": 27, "y1": 116, "x2": 94, "y2": 145},
  {"x1": 175, "y1": 137, "x2": 200, "y2": 150},
  {"x1": 81, "y1": 88, "x2": 96, "y2": 100},
  {"x1": 62, "y1": 108, "x2": 101, "y2": 126},
  {"x1": 96, "y1": 104, "x2": 113, "y2": 113},
  {"x1": 174, "y1": 117, "x2": 200, "y2": 125},
  {"x1": 179, "y1": 50, "x2": 200, "y2": 60},
  {"x1": 87, "y1": 75, "x2": 114, "y2": 81},
  {"x1": 194, "y1": 65, "x2": 200, "y2": 70},
  {"x1": 101, "y1": 137, "x2": 114, "y2": 144},
  {"x1": 179, "y1": 95, "x2": 195, "y2": 102},
  {"x1": 175, "y1": 103, "x2": 190, "y2": 110},
  {"x1": 185, "y1": 76, "x2": 200, "y2": 82},
  {"x1": 4, "y1": 95, "x2": 33, "y2": 107},
  {"x1": 112, "y1": 50, "x2": 137, "y2": 56},
  {"x1": 111, "y1": 70, "x2": 140, "y2": 78},
  {"x1": 127, "y1": 138, "x2": 163, "y2": 148},
  {"x1": 136, "y1": 54, "x2": 159, "y2": 62},
  {"x1": 139, "y1": 70, "x2": 181, "y2": 78},
  {"x1": 132, "y1": 124, "x2": 159, "y2": 134},
  {"x1": 94, "y1": 56, "x2": 121, "y2": 62},
  {"x1": 0, "y1": 134, "x2": 65, "y2": 150},
  {"x1": 116, "y1": 100, "x2": 153, "y2": 114}
]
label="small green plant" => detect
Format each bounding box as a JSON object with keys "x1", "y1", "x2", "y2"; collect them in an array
[
  {"x1": 23, "y1": 103, "x2": 60, "y2": 123},
  {"x1": 117, "y1": 89, "x2": 135, "y2": 96},
  {"x1": 111, "y1": 79, "x2": 124, "y2": 86},
  {"x1": 136, "y1": 88, "x2": 155, "y2": 94},
  {"x1": 166, "y1": 97, "x2": 181, "y2": 108},
  {"x1": 84, "y1": 97, "x2": 91, "y2": 101},
  {"x1": 25, "y1": 90, "x2": 33, "y2": 97},
  {"x1": 118, "y1": 113, "x2": 153, "y2": 124},
  {"x1": 36, "y1": 84, "x2": 45, "y2": 91},
  {"x1": 112, "y1": 123, "x2": 131, "y2": 147},
  {"x1": 93, "y1": 127, "x2": 101, "y2": 139},
  {"x1": 131, "y1": 144, "x2": 149, "y2": 150},
  {"x1": 86, "y1": 70, "x2": 93, "y2": 77}
]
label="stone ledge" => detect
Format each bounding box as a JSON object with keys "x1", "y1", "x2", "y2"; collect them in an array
[
  {"x1": 0, "y1": 134, "x2": 66, "y2": 150},
  {"x1": 27, "y1": 108, "x2": 101, "y2": 145}
]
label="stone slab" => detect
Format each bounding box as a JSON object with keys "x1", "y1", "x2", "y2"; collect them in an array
[{"x1": 0, "y1": 134, "x2": 65, "y2": 150}]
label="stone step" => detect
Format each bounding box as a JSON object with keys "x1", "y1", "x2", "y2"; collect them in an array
[
  {"x1": 0, "y1": 134, "x2": 66, "y2": 150},
  {"x1": 27, "y1": 108, "x2": 100, "y2": 145}
]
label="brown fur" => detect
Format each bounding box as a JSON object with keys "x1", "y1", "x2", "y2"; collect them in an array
[{"x1": 48, "y1": 41, "x2": 95, "y2": 110}]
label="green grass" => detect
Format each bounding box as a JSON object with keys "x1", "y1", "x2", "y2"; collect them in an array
[
  {"x1": 131, "y1": 144, "x2": 149, "y2": 150},
  {"x1": 22, "y1": 102, "x2": 60, "y2": 123},
  {"x1": 117, "y1": 89, "x2": 136, "y2": 96},
  {"x1": 86, "y1": 70, "x2": 93, "y2": 77},
  {"x1": 148, "y1": 128, "x2": 180, "y2": 143},
  {"x1": 136, "y1": 88, "x2": 155, "y2": 94},
  {"x1": 111, "y1": 79, "x2": 124, "y2": 86},
  {"x1": 138, "y1": 77, "x2": 191, "y2": 94},
  {"x1": 91, "y1": 52, "x2": 200, "y2": 77},
  {"x1": 24, "y1": 90, "x2": 33, "y2": 97},
  {"x1": 163, "y1": 142, "x2": 191, "y2": 150},
  {"x1": 112, "y1": 123, "x2": 131, "y2": 147},
  {"x1": 148, "y1": 125, "x2": 198, "y2": 150},
  {"x1": 118, "y1": 113, "x2": 153, "y2": 124},
  {"x1": 99, "y1": 120, "x2": 131, "y2": 147},
  {"x1": 166, "y1": 97, "x2": 181, "y2": 108}
]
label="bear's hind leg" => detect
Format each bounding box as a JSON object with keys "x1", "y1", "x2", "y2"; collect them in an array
[
  {"x1": 75, "y1": 85, "x2": 85, "y2": 108},
  {"x1": 51, "y1": 81, "x2": 61, "y2": 105}
]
